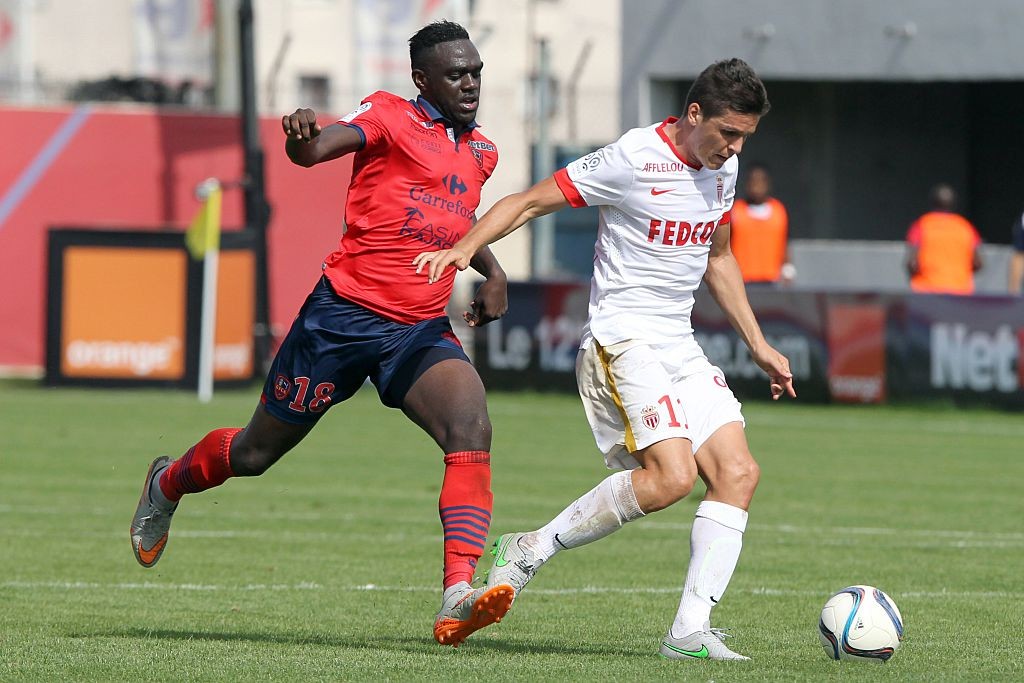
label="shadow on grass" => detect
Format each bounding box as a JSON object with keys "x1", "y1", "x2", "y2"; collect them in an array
[{"x1": 73, "y1": 627, "x2": 649, "y2": 658}]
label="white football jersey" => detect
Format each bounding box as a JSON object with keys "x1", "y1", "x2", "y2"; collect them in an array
[{"x1": 554, "y1": 117, "x2": 737, "y2": 348}]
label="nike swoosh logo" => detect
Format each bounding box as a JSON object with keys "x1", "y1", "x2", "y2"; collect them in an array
[
  {"x1": 650, "y1": 187, "x2": 673, "y2": 196},
  {"x1": 493, "y1": 536, "x2": 514, "y2": 567},
  {"x1": 137, "y1": 534, "x2": 167, "y2": 566},
  {"x1": 663, "y1": 642, "x2": 709, "y2": 658}
]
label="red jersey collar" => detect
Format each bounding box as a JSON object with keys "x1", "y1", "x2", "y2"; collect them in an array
[{"x1": 656, "y1": 117, "x2": 701, "y2": 170}]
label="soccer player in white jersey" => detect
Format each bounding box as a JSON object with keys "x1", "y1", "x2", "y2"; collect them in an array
[{"x1": 413, "y1": 58, "x2": 796, "y2": 661}]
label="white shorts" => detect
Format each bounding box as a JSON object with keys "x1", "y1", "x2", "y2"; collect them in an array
[{"x1": 576, "y1": 339, "x2": 745, "y2": 470}]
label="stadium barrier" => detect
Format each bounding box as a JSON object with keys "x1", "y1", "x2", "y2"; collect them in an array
[{"x1": 473, "y1": 281, "x2": 1024, "y2": 408}]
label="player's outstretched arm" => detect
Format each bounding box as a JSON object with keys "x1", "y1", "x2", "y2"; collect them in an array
[
  {"x1": 282, "y1": 108, "x2": 363, "y2": 167},
  {"x1": 413, "y1": 175, "x2": 569, "y2": 283},
  {"x1": 704, "y1": 221, "x2": 796, "y2": 400}
]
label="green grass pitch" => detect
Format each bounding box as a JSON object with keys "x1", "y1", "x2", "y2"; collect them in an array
[{"x1": 1, "y1": 381, "x2": 1022, "y2": 681}]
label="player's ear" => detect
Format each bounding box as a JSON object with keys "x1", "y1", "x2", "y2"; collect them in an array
[
  {"x1": 411, "y1": 68, "x2": 428, "y2": 93},
  {"x1": 686, "y1": 102, "x2": 702, "y2": 125}
]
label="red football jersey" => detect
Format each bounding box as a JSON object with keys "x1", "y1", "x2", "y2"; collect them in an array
[{"x1": 323, "y1": 91, "x2": 499, "y2": 324}]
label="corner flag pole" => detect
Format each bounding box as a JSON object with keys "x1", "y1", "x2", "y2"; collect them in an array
[{"x1": 186, "y1": 178, "x2": 223, "y2": 403}]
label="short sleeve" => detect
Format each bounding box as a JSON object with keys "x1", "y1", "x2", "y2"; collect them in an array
[
  {"x1": 968, "y1": 222, "x2": 982, "y2": 247},
  {"x1": 337, "y1": 93, "x2": 394, "y2": 152},
  {"x1": 553, "y1": 142, "x2": 634, "y2": 208},
  {"x1": 906, "y1": 220, "x2": 923, "y2": 245},
  {"x1": 722, "y1": 172, "x2": 737, "y2": 213}
]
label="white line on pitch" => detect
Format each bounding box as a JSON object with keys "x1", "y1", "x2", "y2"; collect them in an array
[{"x1": 2, "y1": 581, "x2": 1020, "y2": 600}]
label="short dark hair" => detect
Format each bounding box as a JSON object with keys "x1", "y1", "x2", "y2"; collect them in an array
[
  {"x1": 409, "y1": 20, "x2": 470, "y2": 70},
  {"x1": 685, "y1": 58, "x2": 770, "y2": 119},
  {"x1": 929, "y1": 183, "x2": 957, "y2": 211}
]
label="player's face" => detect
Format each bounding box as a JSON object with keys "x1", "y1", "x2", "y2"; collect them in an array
[
  {"x1": 414, "y1": 39, "x2": 483, "y2": 129},
  {"x1": 685, "y1": 104, "x2": 760, "y2": 170}
]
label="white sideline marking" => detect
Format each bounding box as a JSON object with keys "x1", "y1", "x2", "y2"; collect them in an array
[
  {"x1": 642, "y1": 520, "x2": 1024, "y2": 545},
  {"x1": 2, "y1": 581, "x2": 1020, "y2": 600},
  {"x1": 1, "y1": 502, "x2": 1019, "y2": 542},
  {"x1": 0, "y1": 581, "x2": 321, "y2": 592}
]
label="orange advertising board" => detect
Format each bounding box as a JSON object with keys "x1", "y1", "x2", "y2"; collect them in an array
[
  {"x1": 214, "y1": 250, "x2": 255, "y2": 380},
  {"x1": 46, "y1": 229, "x2": 258, "y2": 387},
  {"x1": 61, "y1": 246, "x2": 187, "y2": 379}
]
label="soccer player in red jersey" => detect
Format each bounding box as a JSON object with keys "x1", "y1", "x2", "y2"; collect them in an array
[{"x1": 130, "y1": 21, "x2": 513, "y2": 647}]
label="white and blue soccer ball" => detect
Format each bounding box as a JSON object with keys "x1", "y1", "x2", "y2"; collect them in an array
[{"x1": 818, "y1": 585, "x2": 904, "y2": 663}]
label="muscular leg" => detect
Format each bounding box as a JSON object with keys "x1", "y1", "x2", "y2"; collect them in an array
[
  {"x1": 401, "y1": 358, "x2": 491, "y2": 453},
  {"x1": 671, "y1": 421, "x2": 759, "y2": 638},
  {"x1": 630, "y1": 437, "x2": 699, "y2": 512},
  {"x1": 402, "y1": 359, "x2": 493, "y2": 589},
  {"x1": 228, "y1": 405, "x2": 316, "y2": 476},
  {"x1": 693, "y1": 421, "x2": 760, "y2": 509},
  {"x1": 527, "y1": 438, "x2": 696, "y2": 562},
  {"x1": 156, "y1": 405, "x2": 314, "y2": 503}
]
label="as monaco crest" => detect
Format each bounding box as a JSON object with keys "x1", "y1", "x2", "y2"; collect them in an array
[
  {"x1": 716, "y1": 174, "x2": 724, "y2": 203},
  {"x1": 274, "y1": 374, "x2": 291, "y2": 401},
  {"x1": 641, "y1": 405, "x2": 660, "y2": 430}
]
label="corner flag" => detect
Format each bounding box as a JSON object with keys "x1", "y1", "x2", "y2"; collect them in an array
[
  {"x1": 186, "y1": 180, "x2": 223, "y2": 260},
  {"x1": 188, "y1": 178, "x2": 223, "y2": 402}
]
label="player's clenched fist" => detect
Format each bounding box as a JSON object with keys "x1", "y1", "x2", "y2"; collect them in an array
[{"x1": 282, "y1": 108, "x2": 321, "y2": 142}]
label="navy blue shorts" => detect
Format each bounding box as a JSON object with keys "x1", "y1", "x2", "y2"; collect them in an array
[{"x1": 261, "y1": 277, "x2": 470, "y2": 424}]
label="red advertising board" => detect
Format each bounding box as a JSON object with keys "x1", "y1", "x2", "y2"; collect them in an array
[
  {"x1": 0, "y1": 105, "x2": 351, "y2": 372},
  {"x1": 826, "y1": 302, "x2": 887, "y2": 403}
]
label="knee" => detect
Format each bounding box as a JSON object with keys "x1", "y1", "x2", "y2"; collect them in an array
[
  {"x1": 441, "y1": 413, "x2": 492, "y2": 452},
  {"x1": 722, "y1": 455, "x2": 760, "y2": 497},
  {"x1": 228, "y1": 442, "x2": 281, "y2": 477},
  {"x1": 644, "y1": 472, "x2": 696, "y2": 513}
]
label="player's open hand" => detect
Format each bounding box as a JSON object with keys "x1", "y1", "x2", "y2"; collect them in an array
[
  {"x1": 751, "y1": 342, "x2": 797, "y2": 400},
  {"x1": 413, "y1": 248, "x2": 472, "y2": 283},
  {"x1": 464, "y1": 275, "x2": 508, "y2": 327},
  {"x1": 282, "y1": 108, "x2": 321, "y2": 142}
]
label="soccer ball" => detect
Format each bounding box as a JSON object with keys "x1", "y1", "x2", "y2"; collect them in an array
[{"x1": 818, "y1": 585, "x2": 904, "y2": 663}]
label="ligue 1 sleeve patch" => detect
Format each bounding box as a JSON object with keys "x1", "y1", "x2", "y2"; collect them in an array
[
  {"x1": 340, "y1": 102, "x2": 372, "y2": 123},
  {"x1": 568, "y1": 151, "x2": 603, "y2": 177}
]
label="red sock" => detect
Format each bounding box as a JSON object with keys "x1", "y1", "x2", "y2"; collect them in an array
[
  {"x1": 439, "y1": 450, "x2": 492, "y2": 589},
  {"x1": 158, "y1": 428, "x2": 240, "y2": 502}
]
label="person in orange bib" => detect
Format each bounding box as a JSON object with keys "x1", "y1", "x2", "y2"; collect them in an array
[
  {"x1": 729, "y1": 163, "x2": 792, "y2": 285},
  {"x1": 905, "y1": 184, "x2": 983, "y2": 294}
]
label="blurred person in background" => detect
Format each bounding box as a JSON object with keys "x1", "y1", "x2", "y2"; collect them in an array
[
  {"x1": 131, "y1": 20, "x2": 514, "y2": 648},
  {"x1": 905, "y1": 183, "x2": 982, "y2": 294},
  {"x1": 729, "y1": 163, "x2": 793, "y2": 285},
  {"x1": 1008, "y1": 208, "x2": 1024, "y2": 294}
]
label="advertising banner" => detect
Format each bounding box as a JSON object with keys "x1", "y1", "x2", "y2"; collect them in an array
[
  {"x1": 474, "y1": 281, "x2": 588, "y2": 393},
  {"x1": 474, "y1": 281, "x2": 1023, "y2": 408},
  {"x1": 46, "y1": 228, "x2": 257, "y2": 387},
  {"x1": 826, "y1": 299, "x2": 887, "y2": 403},
  {"x1": 60, "y1": 245, "x2": 188, "y2": 380},
  {"x1": 889, "y1": 294, "x2": 1023, "y2": 407},
  {"x1": 692, "y1": 288, "x2": 831, "y2": 403}
]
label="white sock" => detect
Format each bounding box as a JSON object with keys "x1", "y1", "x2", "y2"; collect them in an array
[
  {"x1": 531, "y1": 470, "x2": 644, "y2": 562},
  {"x1": 670, "y1": 500, "x2": 748, "y2": 638}
]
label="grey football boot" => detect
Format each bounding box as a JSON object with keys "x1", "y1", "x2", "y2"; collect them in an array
[
  {"x1": 433, "y1": 581, "x2": 514, "y2": 647},
  {"x1": 484, "y1": 532, "x2": 544, "y2": 598},
  {"x1": 660, "y1": 627, "x2": 751, "y2": 661},
  {"x1": 130, "y1": 456, "x2": 177, "y2": 567}
]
